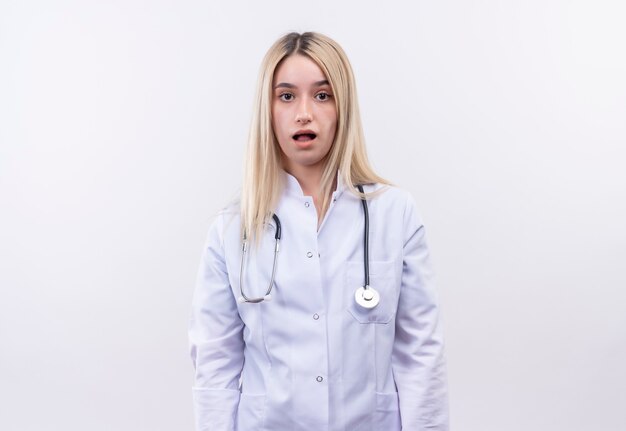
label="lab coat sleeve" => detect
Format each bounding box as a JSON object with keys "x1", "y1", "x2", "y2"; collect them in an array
[
  {"x1": 189, "y1": 214, "x2": 244, "y2": 431},
  {"x1": 392, "y1": 193, "x2": 449, "y2": 430}
]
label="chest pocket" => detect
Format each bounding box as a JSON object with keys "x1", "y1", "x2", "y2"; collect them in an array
[{"x1": 346, "y1": 260, "x2": 398, "y2": 324}]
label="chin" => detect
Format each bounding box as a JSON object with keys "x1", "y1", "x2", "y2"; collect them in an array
[
  {"x1": 284, "y1": 154, "x2": 325, "y2": 169},
  {"x1": 296, "y1": 158, "x2": 324, "y2": 167}
]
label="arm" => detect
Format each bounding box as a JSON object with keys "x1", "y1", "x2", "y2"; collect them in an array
[
  {"x1": 189, "y1": 214, "x2": 245, "y2": 431},
  {"x1": 392, "y1": 193, "x2": 449, "y2": 430}
]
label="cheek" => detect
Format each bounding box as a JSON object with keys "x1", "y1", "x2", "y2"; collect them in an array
[
  {"x1": 326, "y1": 115, "x2": 338, "y2": 139},
  {"x1": 325, "y1": 108, "x2": 338, "y2": 133},
  {"x1": 276, "y1": 111, "x2": 291, "y2": 135},
  {"x1": 271, "y1": 114, "x2": 285, "y2": 140}
]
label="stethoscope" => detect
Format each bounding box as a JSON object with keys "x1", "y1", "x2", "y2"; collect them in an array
[{"x1": 238, "y1": 184, "x2": 380, "y2": 309}]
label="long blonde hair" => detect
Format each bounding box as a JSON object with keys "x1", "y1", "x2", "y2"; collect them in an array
[{"x1": 241, "y1": 31, "x2": 389, "y2": 245}]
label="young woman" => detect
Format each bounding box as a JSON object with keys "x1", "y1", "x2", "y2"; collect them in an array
[{"x1": 189, "y1": 32, "x2": 448, "y2": 431}]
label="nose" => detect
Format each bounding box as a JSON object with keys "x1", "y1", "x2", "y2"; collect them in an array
[{"x1": 295, "y1": 99, "x2": 312, "y2": 124}]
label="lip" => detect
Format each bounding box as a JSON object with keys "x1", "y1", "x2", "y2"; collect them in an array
[{"x1": 293, "y1": 137, "x2": 315, "y2": 149}]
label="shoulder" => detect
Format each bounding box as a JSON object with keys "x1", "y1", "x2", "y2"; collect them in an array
[
  {"x1": 368, "y1": 183, "x2": 421, "y2": 211},
  {"x1": 203, "y1": 200, "x2": 241, "y2": 248},
  {"x1": 367, "y1": 183, "x2": 425, "y2": 229}
]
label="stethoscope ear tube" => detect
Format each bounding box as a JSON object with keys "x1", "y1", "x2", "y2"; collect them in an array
[{"x1": 239, "y1": 214, "x2": 281, "y2": 304}]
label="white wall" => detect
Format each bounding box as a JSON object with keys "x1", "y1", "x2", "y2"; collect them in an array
[{"x1": 1, "y1": 1, "x2": 624, "y2": 430}]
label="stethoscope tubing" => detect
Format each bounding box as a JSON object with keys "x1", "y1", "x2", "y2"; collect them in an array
[{"x1": 356, "y1": 184, "x2": 370, "y2": 289}]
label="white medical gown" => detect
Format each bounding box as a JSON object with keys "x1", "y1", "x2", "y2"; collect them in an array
[{"x1": 189, "y1": 171, "x2": 448, "y2": 430}]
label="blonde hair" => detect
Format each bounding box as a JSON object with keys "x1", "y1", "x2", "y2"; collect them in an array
[{"x1": 241, "y1": 31, "x2": 390, "y2": 245}]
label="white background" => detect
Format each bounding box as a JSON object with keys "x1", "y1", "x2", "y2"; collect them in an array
[{"x1": 1, "y1": 1, "x2": 625, "y2": 430}]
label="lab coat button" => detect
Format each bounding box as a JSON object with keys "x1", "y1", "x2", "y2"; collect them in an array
[
  {"x1": 316, "y1": 376, "x2": 323, "y2": 382},
  {"x1": 304, "y1": 202, "x2": 310, "y2": 207},
  {"x1": 313, "y1": 313, "x2": 320, "y2": 320},
  {"x1": 306, "y1": 251, "x2": 313, "y2": 258}
]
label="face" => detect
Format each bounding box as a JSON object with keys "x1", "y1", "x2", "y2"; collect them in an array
[{"x1": 271, "y1": 54, "x2": 337, "y2": 174}]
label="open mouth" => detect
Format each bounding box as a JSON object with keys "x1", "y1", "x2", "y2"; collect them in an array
[{"x1": 292, "y1": 132, "x2": 317, "y2": 142}]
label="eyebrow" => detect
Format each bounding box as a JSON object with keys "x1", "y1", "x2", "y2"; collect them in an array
[{"x1": 273, "y1": 79, "x2": 330, "y2": 90}]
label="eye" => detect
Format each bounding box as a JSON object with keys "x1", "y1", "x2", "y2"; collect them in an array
[
  {"x1": 315, "y1": 91, "x2": 332, "y2": 101},
  {"x1": 278, "y1": 92, "x2": 294, "y2": 102}
]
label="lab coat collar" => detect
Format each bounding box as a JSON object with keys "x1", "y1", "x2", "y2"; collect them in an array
[{"x1": 282, "y1": 169, "x2": 347, "y2": 201}]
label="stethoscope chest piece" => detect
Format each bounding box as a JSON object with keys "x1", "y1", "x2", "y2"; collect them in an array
[{"x1": 354, "y1": 286, "x2": 380, "y2": 309}]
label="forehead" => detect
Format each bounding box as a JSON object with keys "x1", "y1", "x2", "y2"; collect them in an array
[{"x1": 273, "y1": 54, "x2": 328, "y2": 85}]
